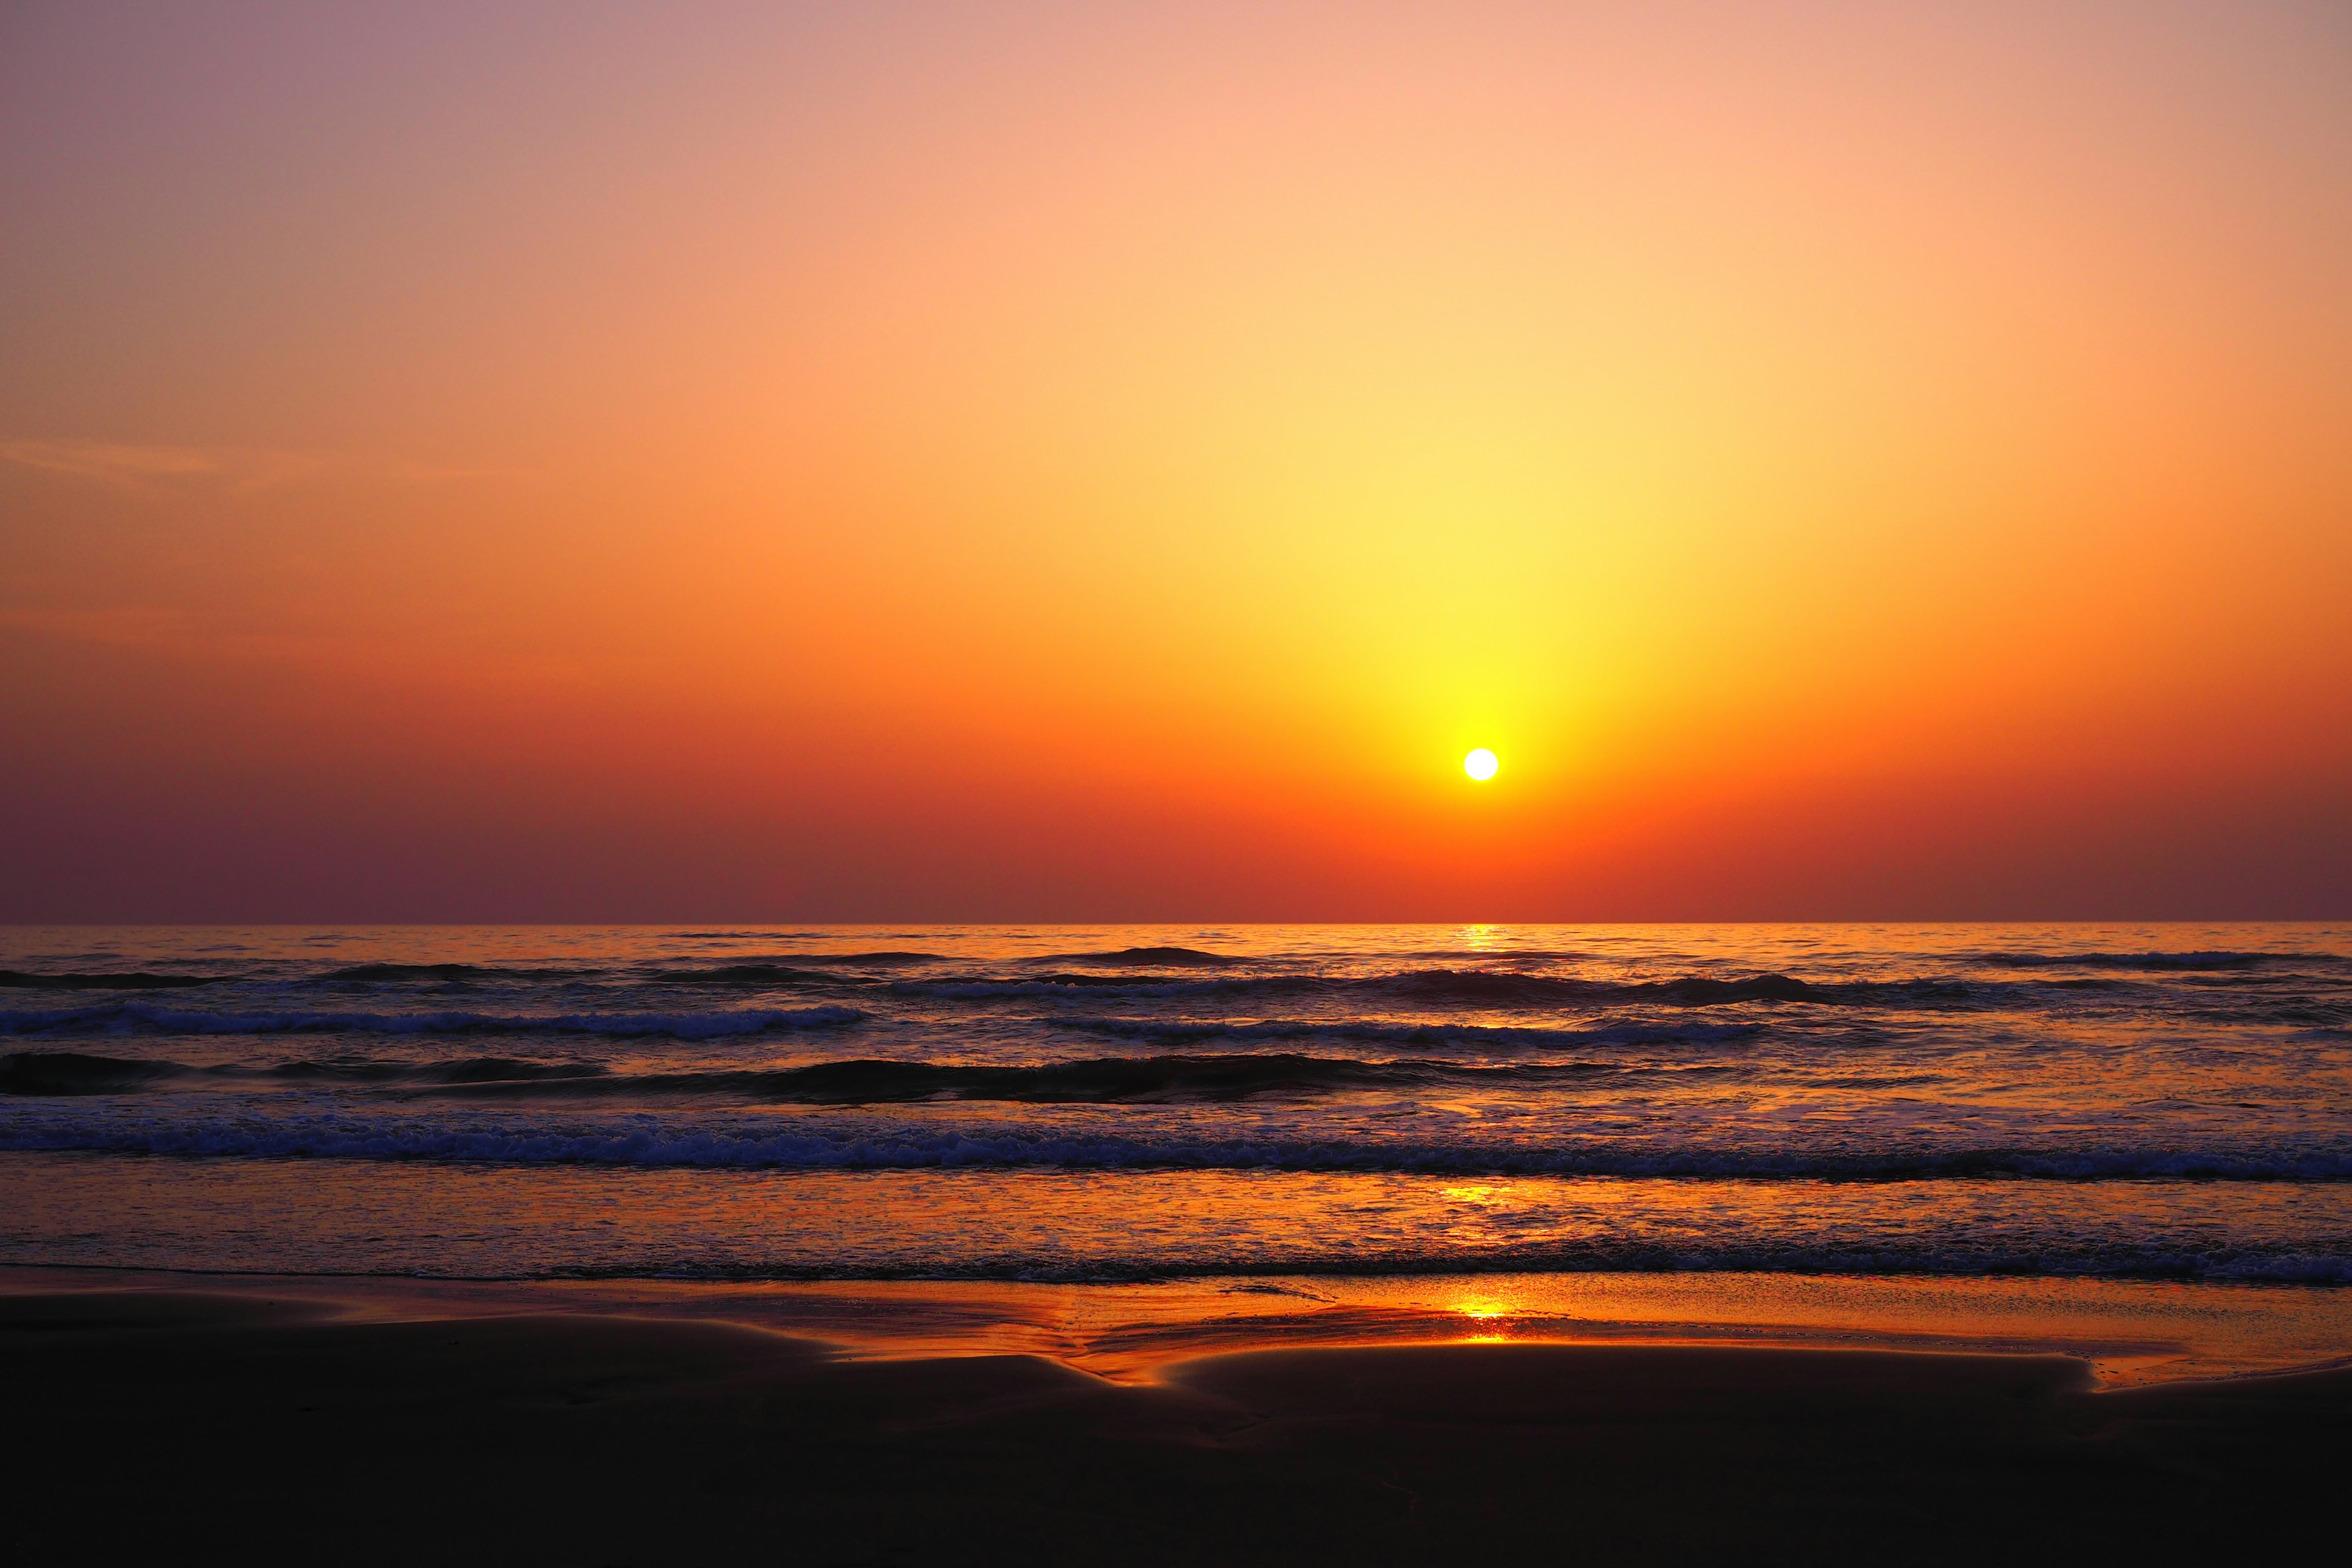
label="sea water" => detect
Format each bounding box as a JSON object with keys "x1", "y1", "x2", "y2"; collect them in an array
[{"x1": 5, "y1": 923, "x2": 2349, "y2": 1291}]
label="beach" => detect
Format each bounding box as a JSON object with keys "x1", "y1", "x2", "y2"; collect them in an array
[
  {"x1": 11, "y1": 1, "x2": 2351, "y2": 1557},
  {"x1": 7, "y1": 923, "x2": 2348, "y2": 1559},
  {"x1": 8, "y1": 1272, "x2": 2345, "y2": 1563}
]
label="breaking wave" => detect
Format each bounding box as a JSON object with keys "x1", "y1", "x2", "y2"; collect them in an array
[
  {"x1": 6, "y1": 1106, "x2": 2349, "y2": 1180},
  {"x1": 7, "y1": 925, "x2": 2347, "y2": 1289}
]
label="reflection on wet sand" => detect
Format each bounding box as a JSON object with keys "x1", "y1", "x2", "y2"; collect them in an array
[{"x1": 9, "y1": 1266, "x2": 2345, "y2": 1388}]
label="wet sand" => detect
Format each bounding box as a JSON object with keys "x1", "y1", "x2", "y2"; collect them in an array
[{"x1": 6, "y1": 1280, "x2": 2344, "y2": 1563}]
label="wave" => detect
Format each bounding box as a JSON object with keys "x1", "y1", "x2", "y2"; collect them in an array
[
  {"x1": 290, "y1": 1056, "x2": 612, "y2": 1085},
  {"x1": 1382, "y1": 971, "x2": 1851, "y2": 1005},
  {"x1": 0, "y1": 1049, "x2": 1637, "y2": 1103},
  {"x1": 788, "y1": 951, "x2": 938, "y2": 965},
  {"x1": 320, "y1": 958, "x2": 927, "y2": 986},
  {"x1": 7, "y1": 1109, "x2": 2348, "y2": 1180},
  {"x1": 1054, "y1": 1016, "x2": 1763, "y2": 1049},
  {"x1": 0, "y1": 1003, "x2": 865, "y2": 1042},
  {"x1": 0, "y1": 1051, "x2": 188, "y2": 1095},
  {"x1": 0, "y1": 971, "x2": 227, "y2": 990},
  {"x1": 533, "y1": 1245, "x2": 2352, "y2": 1287},
  {"x1": 649, "y1": 965, "x2": 843, "y2": 986},
  {"x1": 657, "y1": 930, "x2": 824, "y2": 941},
  {"x1": 901, "y1": 970, "x2": 1992, "y2": 1009},
  {"x1": 0, "y1": 1050, "x2": 612, "y2": 1095},
  {"x1": 2249, "y1": 1003, "x2": 2352, "y2": 1029},
  {"x1": 699, "y1": 1054, "x2": 1477, "y2": 1104},
  {"x1": 322, "y1": 963, "x2": 602, "y2": 982},
  {"x1": 437, "y1": 1053, "x2": 1599, "y2": 1104},
  {"x1": 326, "y1": 963, "x2": 494, "y2": 981},
  {"x1": 1046, "y1": 946, "x2": 1240, "y2": 967},
  {"x1": 1976, "y1": 950, "x2": 2345, "y2": 971},
  {"x1": 904, "y1": 974, "x2": 1209, "y2": 996},
  {"x1": 654, "y1": 955, "x2": 939, "y2": 980}
]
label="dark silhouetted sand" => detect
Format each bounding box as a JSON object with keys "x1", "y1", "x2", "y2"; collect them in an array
[{"x1": 4, "y1": 1284, "x2": 2341, "y2": 1563}]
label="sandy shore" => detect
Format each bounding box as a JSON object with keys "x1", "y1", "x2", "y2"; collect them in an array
[{"x1": 6, "y1": 1277, "x2": 2344, "y2": 1563}]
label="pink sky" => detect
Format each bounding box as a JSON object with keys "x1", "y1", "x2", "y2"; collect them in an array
[{"x1": 3, "y1": 1, "x2": 2348, "y2": 919}]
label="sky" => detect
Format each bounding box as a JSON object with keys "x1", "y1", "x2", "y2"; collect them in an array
[{"x1": 3, "y1": 0, "x2": 2349, "y2": 921}]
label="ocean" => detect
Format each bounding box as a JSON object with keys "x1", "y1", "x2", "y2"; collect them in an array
[{"x1": 5, "y1": 922, "x2": 2349, "y2": 1298}]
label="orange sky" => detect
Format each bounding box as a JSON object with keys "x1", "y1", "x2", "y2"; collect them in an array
[{"x1": 3, "y1": 1, "x2": 2348, "y2": 919}]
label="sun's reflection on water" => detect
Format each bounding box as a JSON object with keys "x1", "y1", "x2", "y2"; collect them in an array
[
  {"x1": 1448, "y1": 1293, "x2": 1523, "y2": 1343},
  {"x1": 1441, "y1": 1184, "x2": 1503, "y2": 1205}
]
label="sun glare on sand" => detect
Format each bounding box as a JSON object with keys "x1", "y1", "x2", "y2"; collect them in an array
[{"x1": 1464, "y1": 748, "x2": 1499, "y2": 782}]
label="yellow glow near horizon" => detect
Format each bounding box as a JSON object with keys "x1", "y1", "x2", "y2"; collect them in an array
[
  {"x1": 1464, "y1": 748, "x2": 1499, "y2": 782},
  {"x1": 2, "y1": 3, "x2": 2348, "y2": 919}
]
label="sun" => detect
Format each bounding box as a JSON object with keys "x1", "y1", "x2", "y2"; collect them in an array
[{"x1": 1463, "y1": 747, "x2": 1499, "y2": 782}]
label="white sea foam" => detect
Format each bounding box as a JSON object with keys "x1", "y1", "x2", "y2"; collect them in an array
[{"x1": 5, "y1": 1104, "x2": 2350, "y2": 1180}]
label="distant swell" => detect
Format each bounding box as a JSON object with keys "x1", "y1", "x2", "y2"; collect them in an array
[
  {"x1": 327, "y1": 963, "x2": 493, "y2": 982},
  {"x1": 1054, "y1": 1016, "x2": 1763, "y2": 1049},
  {"x1": 1379, "y1": 971, "x2": 1850, "y2": 1006},
  {"x1": 902, "y1": 970, "x2": 1991, "y2": 1008},
  {"x1": 655, "y1": 955, "x2": 941, "y2": 981},
  {"x1": 649, "y1": 965, "x2": 840, "y2": 986},
  {"x1": 1047, "y1": 946, "x2": 1240, "y2": 967},
  {"x1": 324, "y1": 963, "x2": 600, "y2": 982},
  {"x1": 0, "y1": 1003, "x2": 865, "y2": 1042},
  {"x1": 0, "y1": 971, "x2": 227, "y2": 991}
]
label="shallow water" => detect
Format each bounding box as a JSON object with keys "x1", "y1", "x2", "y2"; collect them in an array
[{"x1": 4, "y1": 923, "x2": 2348, "y2": 1289}]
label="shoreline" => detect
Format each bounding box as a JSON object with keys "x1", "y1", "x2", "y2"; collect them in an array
[
  {"x1": 8, "y1": 1272, "x2": 2348, "y2": 1562},
  {"x1": 7, "y1": 1259, "x2": 2350, "y2": 1387}
]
